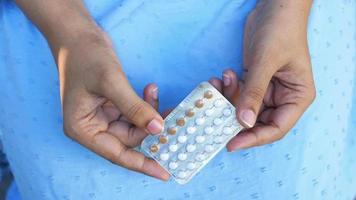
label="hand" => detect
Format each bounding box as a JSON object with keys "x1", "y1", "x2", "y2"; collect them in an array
[
  {"x1": 53, "y1": 28, "x2": 169, "y2": 180},
  {"x1": 212, "y1": 0, "x2": 316, "y2": 151}
]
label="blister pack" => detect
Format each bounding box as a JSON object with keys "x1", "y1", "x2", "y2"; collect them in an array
[{"x1": 141, "y1": 82, "x2": 243, "y2": 184}]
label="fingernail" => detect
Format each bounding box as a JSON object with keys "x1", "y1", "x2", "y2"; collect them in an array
[
  {"x1": 147, "y1": 118, "x2": 163, "y2": 134},
  {"x1": 151, "y1": 87, "x2": 158, "y2": 100},
  {"x1": 223, "y1": 74, "x2": 231, "y2": 86},
  {"x1": 239, "y1": 109, "x2": 256, "y2": 128}
]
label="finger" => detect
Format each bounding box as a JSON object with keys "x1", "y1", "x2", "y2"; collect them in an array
[
  {"x1": 227, "y1": 103, "x2": 304, "y2": 151},
  {"x1": 84, "y1": 132, "x2": 169, "y2": 180},
  {"x1": 143, "y1": 83, "x2": 159, "y2": 110},
  {"x1": 108, "y1": 120, "x2": 148, "y2": 148},
  {"x1": 222, "y1": 69, "x2": 239, "y2": 103},
  {"x1": 96, "y1": 70, "x2": 163, "y2": 134},
  {"x1": 236, "y1": 63, "x2": 275, "y2": 128},
  {"x1": 208, "y1": 77, "x2": 223, "y2": 93},
  {"x1": 102, "y1": 101, "x2": 120, "y2": 122}
]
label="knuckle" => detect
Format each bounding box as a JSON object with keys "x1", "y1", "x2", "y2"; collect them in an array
[
  {"x1": 63, "y1": 120, "x2": 78, "y2": 139},
  {"x1": 309, "y1": 86, "x2": 317, "y2": 103},
  {"x1": 244, "y1": 86, "x2": 265, "y2": 103},
  {"x1": 126, "y1": 101, "x2": 147, "y2": 124}
]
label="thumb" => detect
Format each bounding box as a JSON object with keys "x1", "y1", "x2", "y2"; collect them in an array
[
  {"x1": 97, "y1": 70, "x2": 164, "y2": 134},
  {"x1": 237, "y1": 65, "x2": 273, "y2": 128}
]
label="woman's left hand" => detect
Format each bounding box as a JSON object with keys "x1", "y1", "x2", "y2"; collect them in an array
[{"x1": 210, "y1": 0, "x2": 316, "y2": 151}]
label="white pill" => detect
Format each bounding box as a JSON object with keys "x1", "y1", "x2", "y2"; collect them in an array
[
  {"x1": 186, "y1": 144, "x2": 196, "y2": 152},
  {"x1": 205, "y1": 109, "x2": 214, "y2": 116},
  {"x1": 195, "y1": 117, "x2": 205, "y2": 125},
  {"x1": 223, "y1": 108, "x2": 232, "y2": 116},
  {"x1": 160, "y1": 153, "x2": 169, "y2": 161},
  {"x1": 214, "y1": 99, "x2": 224, "y2": 107},
  {"x1": 178, "y1": 135, "x2": 187, "y2": 143},
  {"x1": 187, "y1": 162, "x2": 196, "y2": 170},
  {"x1": 187, "y1": 126, "x2": 196, "y2": 134},
  {"x1": 178, "y1": 171, "x2": 187, "y2": 179},
  {"x1": 178, "y1": 153, "x2": 187, "y2": 161},
  {"x1": 213, "y1": 118, "x2": 223, "y2": 126},
  {"x1": 205, "y1": 145, "x2": 214, "y2": 152},
  {"x1": 169, "y1": 144, "x2": 178, "y2": 152},
  {"x1": 169, "y1": 162, "x2": 178, "y2": 170},
  {"x1": 223, "y1": 127, "x2": 233, "y2": 135},
  {"x1": 196, "y1": 154, "x2": 206, "y2": 161},
  {"x1": 195, "y1": 136, "x2": 205, "y2": 143},
  {"x1": 214, "y1": 136, "x2": 224, "y2": 143},
  {"x1": 204, "y1": 126, "x2": 214, "y2": 134}
]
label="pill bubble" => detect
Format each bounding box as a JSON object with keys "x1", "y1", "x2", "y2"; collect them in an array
[
  {"x1": 223, "y1": 127, "x2": 233, "y2": 135},
  {"x1": 214, "y1": 136, "x2": 223, "y2": 143},
  {"x1": 185, "y1": 109, "x2": 195, "y2": 117},
  {"x1": 196, "y1": 154, "x2": 206, "y2": 161},
  {"x1": 213, "y1": 118, "x2": 223, "y2": 126},
  {"x1": 178, "y1": 171, "x2": 187, "y2": 179},
  {"x1": 178, "y1": 153, "x2": 187, "y2": 161},
  {"x1": 195, "y1": 99, "x2": 204, "y2": 108},
  {"x1": 204, "y1": 90, "x2": 213, "y2": 99},
  {"x1": 204, "y1": 126, "x2": 214, "y2": 134},
  {"x1": 160, "y1": 153, "x2": 169, "y2": 161},
  {"x1": 187, "y1": 162, "x2": 196, "y2": 170},
  {"x1": 186, "y1": 144, "x2": 196, "y2": 152},
  {"x1": 169, "y1": 162, "x2": 178, "y2": 170},
  {"x1": 159, "y1": 136, "x2": 168, "y2": 144},
  {"x1": 176, "y1": 118, "x2": 185, "y2": 126},
  {"x1": 195, "y1": 117, "x2": 205, "y2": 125},
  {"x1": 150, "y1": 144, "x2": 159, "y2": 153},
  {"x1": 187, "y1": 126, "x2": 196, "y2": 134},
  {"x1": 167, "y1": 127, "x2": 177, "y2": 135},
  {"x1": 178, "y1": 135, "x2": 187, "y2": 143},
  {"x1": 205, "y1": 109, "x2": 214, "y2": 116},
  {"x1": 223, "y1": 108, "x2": 232, "y2": 116},
  {"x1": 169, "y1": 144, "x2": 178, "y2": 152},
  {"x1": 195, "y1": 136, "x2": 205, "y2": 143}
]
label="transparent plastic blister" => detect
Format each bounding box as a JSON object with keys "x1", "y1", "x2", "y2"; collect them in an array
[{"x1": 141, "y1": 82, "x2": 243, "y2": 184}]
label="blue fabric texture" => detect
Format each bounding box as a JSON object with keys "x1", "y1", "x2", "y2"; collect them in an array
[{"x1": 0, "y1": 0, "x2": 355, "y2": 199}]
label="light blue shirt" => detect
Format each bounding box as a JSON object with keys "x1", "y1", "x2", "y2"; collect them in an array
[{"x1": 0, "y1": 0, "x2": 355, "y2": 199}]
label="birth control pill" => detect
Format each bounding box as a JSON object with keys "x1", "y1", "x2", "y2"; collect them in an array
[
  {"x1": 150, "y1": 144, "x2": 159, "y2": 153},
  {"x1": 169, "y1": 144, "x2": 178, "y2": 152},
  {"x1": 178, "y1": 135, "x2": 187, "y2": 143},
  {"x1": 168, "y1": 127, "x2": 177, "y2": 135},
  {"x1": 187, "y1": 162, "x2": 196, "y2": 170},
  {"x1": 159, "y1": 136, "x2": 168, "y2": 144},
  {"x1": 205, "y1": 109, "x2": 214, "y2": 116},
  {"x1": 169, "y1": 162, "x2": 178, "y2": 170},
  {"x1": 223, "y1": 127, "x2": 233, "y2": 135},
  {"x1": 178, "y1": 171, "x2": 187, "y2": 179},
  {"x1": 213, "y1": 118, "x2": 223, "y2": 126},
  {"x1": 186, "y1": 144, "x2": 196, "y2": 152},
  {"x1": 204, "y1": 126, "x2": 214, "y2": 135},
  {"x1": 195, "y1": 99, "x2": 204, "y2": 108},
  {"x1": 195, "y1": 117, "x2": 205, "y2": 125},
  {"x1": 187, "y1": 126, "x2": 197, "y2": 134},
  {"x1": 178, "y1": 153, "x2": 187, "y2": 161},
  {"x1": 160, "y1": 153, "x2": 169, "y2": 161},
  {"x1": 176, "y1": 118, "x2": 185, "y2": 126},
  {"x1": 204, "y1": 90, "x2": 213, "y2": 99},
  {"x1": 195, "y1": 136, "x2": 205, "y2": 143},
  {"x1": 185, "y1": 109, "x2": 195, "y2": 117},
  {"x1": 223, "y1": 108, "x2": 232, "y2": 116}
]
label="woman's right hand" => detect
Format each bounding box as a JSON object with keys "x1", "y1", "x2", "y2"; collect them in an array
[{"x1": 52, "y1": 27, "x2": 169, "y2": 181}]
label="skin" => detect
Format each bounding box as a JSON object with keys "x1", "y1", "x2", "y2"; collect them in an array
[{"x1": 15, "y1": 0, "x2": 315, "y2": 180}]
